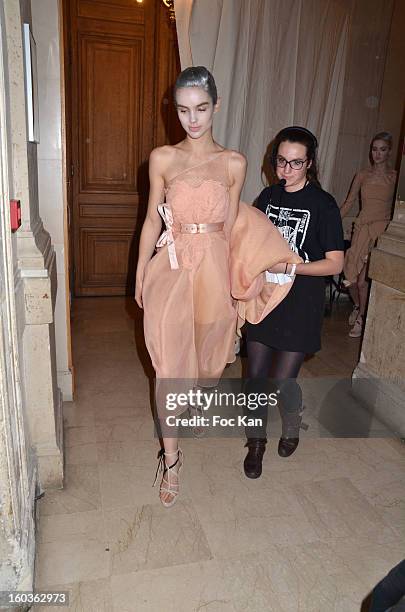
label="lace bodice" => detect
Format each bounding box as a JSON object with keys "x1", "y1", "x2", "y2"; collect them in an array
[{"x1": 164, "y1": 152, "x2": 231, "y2": 226}]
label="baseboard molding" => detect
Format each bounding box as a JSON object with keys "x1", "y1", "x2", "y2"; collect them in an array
[
  {"x1": 57, "y1": 368, "x2": 73, "y2": 401},
  {"x1": 36, "y1": 389, "x2": 64, "y2": 490}
]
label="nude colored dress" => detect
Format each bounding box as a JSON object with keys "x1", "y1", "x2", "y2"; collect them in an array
[
  {"x1": 142, "y1": 152, "x2": 301, "y2": 416},
  {"x1": 342, "y1": 169, "x2": 396, "y2": 283}
]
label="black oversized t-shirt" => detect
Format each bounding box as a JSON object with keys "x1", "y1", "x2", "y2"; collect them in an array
[
  {"x1": 255, "y1": 182, "x2": 344, "y2": 262},
  {"x1": 246, "y1": 181, "x2": 344, "y2": 353}
]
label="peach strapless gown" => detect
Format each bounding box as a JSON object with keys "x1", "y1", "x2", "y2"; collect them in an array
[
  {"x1": 343, "y1": 170, "x2": 396, "y2": 282},
  {"x1": 142, "y1": 152, "x2": 301, "y2": 414}
]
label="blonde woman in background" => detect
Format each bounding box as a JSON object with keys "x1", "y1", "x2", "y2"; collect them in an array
[{"x1": 340, "y1": 132, "x2": 396, "y2": 337}]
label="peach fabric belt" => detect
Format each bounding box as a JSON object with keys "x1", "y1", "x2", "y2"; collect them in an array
[
  {"x1": 156, "y1": 205, "x2": 224, "y2": 271},
  {"x1": 180, "y1": 222, "x2": 224, "y2": 234}
]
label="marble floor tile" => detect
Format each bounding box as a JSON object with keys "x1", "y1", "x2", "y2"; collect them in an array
[
  {"x1": 192, "y1": 481, "x2": 304, "y2": 524},
  {"x1": 93, "y1": 401, "x2": 150, "y2": 423},
  {"x1": 385, "y1": 438, "x2": 405, "y2": 457},
  {"x1": 294, "y1": 476, "x2": 398, "y2": 544},
  {"x1": 35, "y1": 538, "x2": 111, "y2": 588},
  {"x1": 33, "y1": 579, "x2": 113, "y2": 612},
  {"x1": 72, "y1": 332, "x2": 136, "y2": 358},
  {"x1": 103, "y1": 500, "x2": 212, "y2": 575},
  {"x1": 76, "y1": 386, "x2": 152, "y2": 410},
  {"x1": 35, "y1": 297, "x2": 405, "y2": 609},
  {"x1": 353, "y1": 475, "x2": 405, "y2": 541},
  {"x1": 75, "y1": 373, "x2": 140, "y2": 397},
  {"x1": 110, "y1": 561, "x2": 235, "y2": 612},
  {"x1": 37, "y1": 509, "x2": 105, "y2": 544},
  {"x1": 63, "y1": 402, "x2": 95, "y2": 427},
  {"x1": 74, "y1": 346, "x2": 137, "y2": 363},
  {"x1": 35, "y1": 511, "x2": 110, "y2": 587},
  {"x1": 96, "y1": 439, "x2": 158, "y2": 466},
  {"x1": 98, "y1": 460, "x2": 168, "y2": 509},
  {"x1": 65, "y1": 425, "x2": 96, "y2": 448},
  {"x1": 95, "y1": 417, "x2": 155, "y2": 444},
  {"x1": 38, "y1": 465, "x2": 101, "y2": 516},
  {"x1": 73, "y1": 315, "x2": 134, "y2": 336},
  {"x1": 65, "y1": 442, "x2": 98, "y2": 466},
  {"x1": 314, "y1": 536, "x2": 405, "y2": 589},
  {"x1": 341, "y1": 438, "x2": 405, "y2": 465},
  {"x1": 197, "y1": 512, "x2": 319, "y2": 561},
  {"x1": 77, "y1": 387, "x2": 151, "y2": 414},
  {"x1": 221, "y1": 545, "x2": 370, "y2": 612}
]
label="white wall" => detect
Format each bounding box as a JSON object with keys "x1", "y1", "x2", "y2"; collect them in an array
[{"x1": 32, "y1": 0, "x2": 72, "y2": 400}]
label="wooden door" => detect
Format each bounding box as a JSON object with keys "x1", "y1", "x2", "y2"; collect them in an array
[{"x1": 66, "y1": 0, "x2": 182, "y2": 296}]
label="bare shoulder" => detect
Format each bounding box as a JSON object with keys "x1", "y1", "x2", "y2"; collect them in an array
[
  {"x1": 149, "y1": 145, "x2": 179, "y2": 177},
  {"x1": 227, "y1": 150, "x2": 247, "y2": 177},
  {"x1": 149, "y1": 145, "x2": 177, "y2": 164},
  {"x1": 358, "y1": 168, "x2": 370, "y2": 179}
]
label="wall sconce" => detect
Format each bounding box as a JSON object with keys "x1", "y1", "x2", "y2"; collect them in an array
[
  {"x1": 162, "y1": 0, "x2": 176, "y2": 23},
  {"x1": 135, "y1": 0, "x2": 175, "y2": 23}
]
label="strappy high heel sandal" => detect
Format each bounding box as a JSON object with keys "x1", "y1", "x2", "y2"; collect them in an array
[{"x1": 152, "y1": 448, "x2": 183, "y2": 508}]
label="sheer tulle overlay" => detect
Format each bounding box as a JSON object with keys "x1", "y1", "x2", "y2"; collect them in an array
[{"x1": 142, "y1": 153, "x2": 301, "y2": 416}]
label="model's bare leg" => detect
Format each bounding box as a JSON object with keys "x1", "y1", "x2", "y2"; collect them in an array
[
  {"x1": 348, "y1": 283, "x2": 359, "y2": 308},
  {"x1": 357, "y1": 261, "x2": 369, "y2": 317},
  {"x1": 348, "y1": 282, "x2": 360, "y2": 325},
  {"x1": 349, "y1": 262, "x2": 368, "y2": 337}
]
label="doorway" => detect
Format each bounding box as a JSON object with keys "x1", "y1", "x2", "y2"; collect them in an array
[{"x1": 63, "y1": 0, "x2": 183, "y2": 297}]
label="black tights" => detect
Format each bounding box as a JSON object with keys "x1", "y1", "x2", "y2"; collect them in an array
[
  {"x1": 247, "y1": 341, "x2": 306, "y2": 379},
  {"x1": 245, "y1": 341, "x2": 306, "y2": 439}
]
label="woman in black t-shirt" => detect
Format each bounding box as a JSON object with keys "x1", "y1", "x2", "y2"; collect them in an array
[{"x1": 243, "y1": 126, "x2": 344, "y2": 479}]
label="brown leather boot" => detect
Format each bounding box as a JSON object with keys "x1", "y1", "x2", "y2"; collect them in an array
[{"x1": 243, "y1": 438, "x2": 267, "y2": 479}]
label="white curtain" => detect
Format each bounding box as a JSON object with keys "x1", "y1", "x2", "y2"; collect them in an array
[{"x1": 174, "y1": 0, "x2": 349, "y2": 202}]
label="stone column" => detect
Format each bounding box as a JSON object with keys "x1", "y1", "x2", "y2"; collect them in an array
[
  {"x1": 0, "y1": 0, "x2": 37, "y2": 595},
  {"x1": 32, "y1": 0, "x2": 73, "y2": 402},
  {"x1": 352, "y1": 154, "x2": 405, "y2": 435},
  {"x1": 4, "y1": 0, "x2": 63, "y2": 489}
]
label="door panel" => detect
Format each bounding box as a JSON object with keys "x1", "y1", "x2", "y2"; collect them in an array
[
  {"x1": 81, "y1": 228, "x2": 135, "y2": 287},
  {"x1": 68, "y1": 0, "x2": 179, "y2": 296},
  {"x1": 78, "y1": 0, "x2": 145, "y2": 24},
  {"x1": 80, "y1": 35, "x2": 141, "y2": 192}
]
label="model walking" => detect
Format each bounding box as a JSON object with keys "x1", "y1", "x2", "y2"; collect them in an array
[
  {"x1": 340, "y1": 132, "x2": 396, "y2": 337},
  {"x1": 135, "y1": 68, "x2": 299, "y2": 506}
]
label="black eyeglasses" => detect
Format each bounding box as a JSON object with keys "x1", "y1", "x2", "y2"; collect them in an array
[{"x1": 276, "y1": 156, "x2": 308, "y2": 170}]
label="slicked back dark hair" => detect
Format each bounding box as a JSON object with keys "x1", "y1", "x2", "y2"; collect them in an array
[{"x1": 174, "y1": 66, "x2": 218, "y2": 105}]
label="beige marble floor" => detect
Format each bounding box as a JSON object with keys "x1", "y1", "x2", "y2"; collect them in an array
[{"x1": 34, "y1": 297, "x2": 405, "y2": 611}]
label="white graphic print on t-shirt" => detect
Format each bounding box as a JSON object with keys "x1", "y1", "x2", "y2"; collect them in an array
[{"x1": 265, "y1": 203, "x2": 310, "y2": 262}]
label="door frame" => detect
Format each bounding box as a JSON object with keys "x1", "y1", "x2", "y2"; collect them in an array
[{"x1": 59, "y1": 0, "x2": 74, "y2": 390}]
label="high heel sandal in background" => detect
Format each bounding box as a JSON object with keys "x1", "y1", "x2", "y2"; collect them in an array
[
  {"x1": 153, "y1": 448, "x2": 183, "y2": 508},
  {"x1": 188, "y1": 402, "x2": 206, "y2": 438},
  {"x1": 348, "y1": 304, "x2": 360, "y2": 326},
  {"x1": 349, "y1": 314, "x2": 363, "y2": 338}
]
